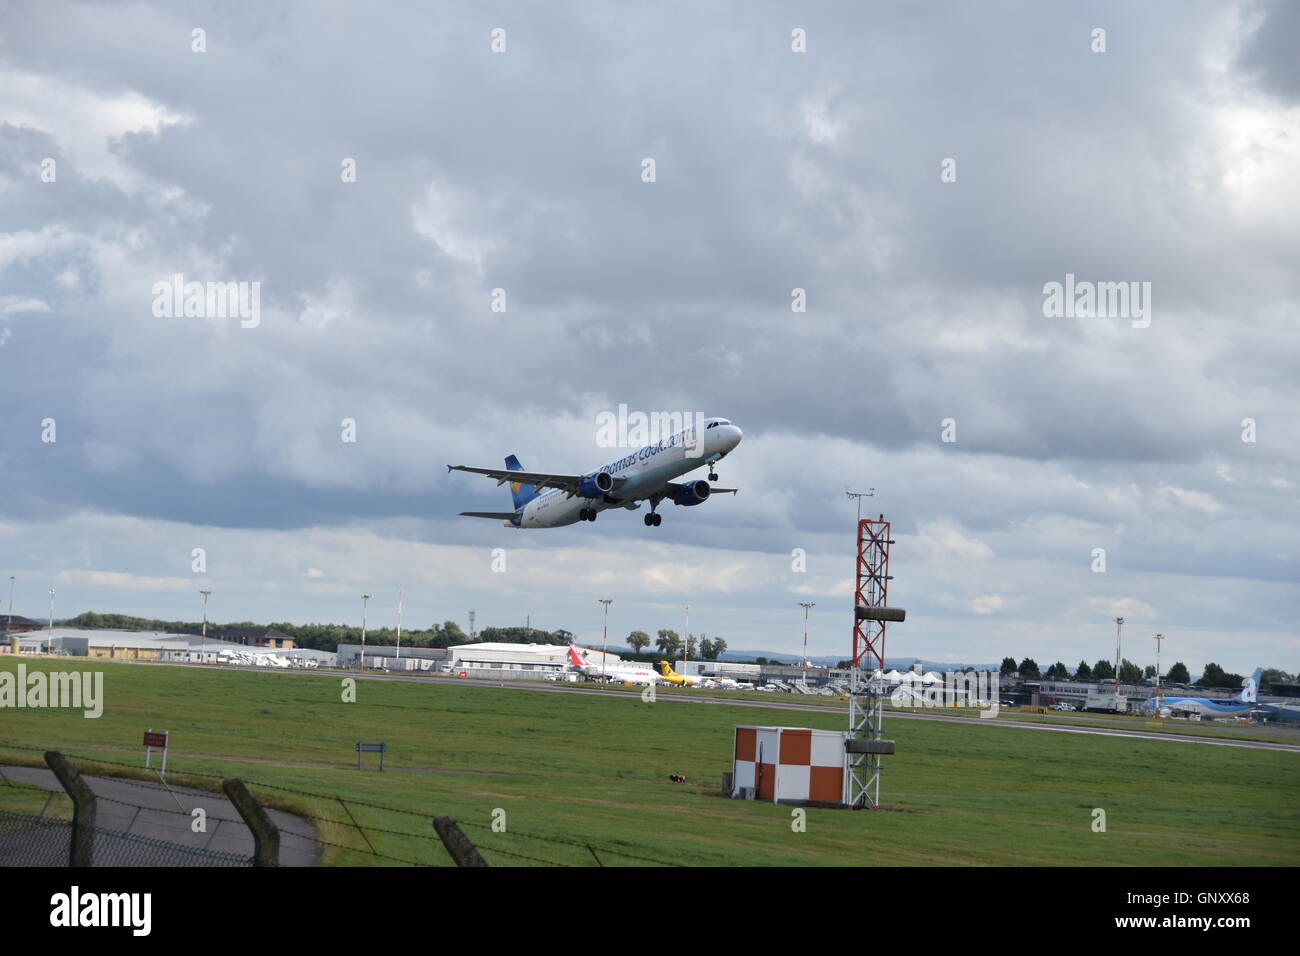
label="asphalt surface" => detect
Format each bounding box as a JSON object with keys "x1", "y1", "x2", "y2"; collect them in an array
[
  {"x1": 0, "y1": 766, "x2": 318, "y2": 866},
  {"x1": 134, "y1": 659, "x2": 1300, "y2": 754}
]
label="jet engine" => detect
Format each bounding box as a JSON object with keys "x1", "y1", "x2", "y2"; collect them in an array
[{"x1": 672, "y1": 480, "x2": 711, "y2": 506}]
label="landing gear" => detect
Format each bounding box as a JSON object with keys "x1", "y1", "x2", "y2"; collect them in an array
[
  {"x1": 708, "y1": 471, "x2": 719, "y2": 482},
  {"x1": 643, "y1": 511, "x2": 662, "y2": 527},
  {"x1": 581, "y1": 507, "x2": 598, "y2": 521}
]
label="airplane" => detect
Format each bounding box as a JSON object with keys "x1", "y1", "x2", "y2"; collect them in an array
[
  {"x1": 655, "y1": 661, "x2": 729, "y2": 688},
  {"x1": 448, "y1": 417, "x2": 742, "y2": 528},
  {"x1": 566, "y1": 644, "x2": 659, "y2": 686},
  {"x1": 1146, "y1": 668, "x2": 1263, "y2": 719}
]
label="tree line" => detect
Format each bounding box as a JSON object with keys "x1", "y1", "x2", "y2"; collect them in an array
[{"x1": 998, "y1": 656, "x2": 1292, "y2": 691}]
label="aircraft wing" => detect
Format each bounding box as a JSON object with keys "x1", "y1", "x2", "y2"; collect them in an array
[
  {"x1": 447, "y1": 464, "x2": 586, "y2": 495},
  {"x1": 458, "y1": 511, "x2": 518, "y2": 520}
]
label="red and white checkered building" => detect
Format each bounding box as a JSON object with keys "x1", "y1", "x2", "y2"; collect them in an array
[{"x1": 731, "y1": 725, "x2": 850, "y2": 806}]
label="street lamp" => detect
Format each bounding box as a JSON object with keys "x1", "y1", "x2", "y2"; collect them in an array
[
  {"x1": 200, "y1": 590, "x2": 211, "y2": 648},
  {"x1": 396, "y1": 589, "x2": 404, "y2": 663},
  {"x1": 360, "y1": 593, "x2": 371, "y2": 669},
  {"x1": 598, "y1": 599, "x2": 613, "y2": 682},
  {"x1": 683, "y1": 605, "x2": 690, "y2": 666},
  {"x1": 1114, "y1": 616, "x2": 1124, "y2": 700},
  {"x1": 1154, "y1": 632, "x2": 1164, "y2": 702},
  {"x1": 799, "y1": 602, "x2": 816, "y2": 686}
]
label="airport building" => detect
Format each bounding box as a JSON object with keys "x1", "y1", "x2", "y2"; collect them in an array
[
  {"x1": 447, "y1": 641, "x2": 608, "y2": 677},
  {"x1": 335, "y1": 644, "x2": 449, "y2": 670},
  {"x1": 6, "y1": 627, "x2": 334, "y2": 667},
  {"x1": 208, "y1": 626, "x2": 295, "y2": 649},
  {"x1": 10, "y1": 627, "x2": 212, "y2": 660}
]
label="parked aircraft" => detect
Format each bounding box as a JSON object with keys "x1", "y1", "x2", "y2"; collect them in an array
[{"x1": 1148, "y1": 668, "x2": 1263, "y2": 719}]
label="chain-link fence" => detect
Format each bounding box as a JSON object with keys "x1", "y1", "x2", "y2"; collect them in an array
[
  {"x1": 1, "y1": 747, "x2": 680, "y2": 867},
  {"x1": 0, "y1": 809, "x2": 256, "y2": 866}
]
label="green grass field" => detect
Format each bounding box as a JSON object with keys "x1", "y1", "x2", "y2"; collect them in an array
[{"x1": 2, "y1": 658, "x2": 1297, "y2": 866}]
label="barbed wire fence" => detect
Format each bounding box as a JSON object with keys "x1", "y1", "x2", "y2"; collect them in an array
[{"x1": 0, "y1": 744, "x2": 680, "y2": 867}]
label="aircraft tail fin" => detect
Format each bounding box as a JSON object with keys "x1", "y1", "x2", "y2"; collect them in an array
[
  {"x1": 505, "y1": 455, "x2": 539, "y2": 510},
  {"x1": 1239, "y1": 668, "x2": 1263, "y2": 704},
  {"x1": 567, "y1": 643, "x2": 589, "y2": 668}
]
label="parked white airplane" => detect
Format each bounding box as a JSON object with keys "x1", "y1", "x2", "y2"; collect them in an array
[
  {"x1": 565, "y1": 644, "x2": 659, "y2": 685},
  {"x1": 449, "y1": 417, "x2": 742, "y2": 528}
]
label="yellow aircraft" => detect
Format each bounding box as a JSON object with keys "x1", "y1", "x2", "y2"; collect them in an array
[{"x1": 657, "y1": 661, "x2": 712, "y2": 687}]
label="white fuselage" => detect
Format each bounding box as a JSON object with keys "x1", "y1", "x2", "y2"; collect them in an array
[
  {"x1": 516, "y1": 419, "x2": 742, "y2": 529},
  {"x1": 574, "y1": 660, "x2": 660, "y2": 685}
]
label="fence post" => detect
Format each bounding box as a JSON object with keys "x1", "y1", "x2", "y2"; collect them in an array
[
  {"x1": 222, "y1": 778, "x2": 280, "y2": 866},
  {"x1": 433, "y1": 816, "x2": 489, "y2": 867},
  {"x1": 44, "y1": 751, "x2": 95, "y2": 867}
]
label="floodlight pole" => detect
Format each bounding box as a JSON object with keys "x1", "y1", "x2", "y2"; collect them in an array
[
  {"x1": 6, "y1": 575, "x2": 13, "y2": 635},
  {"x1": 360, "y1": 594, "x2": 371, "y2": 669},
  {"x1": 1114, "y1": 616, "x2": 1124, "y2": 700},
  {"x1": 799, "y1": 602, "x2": 815, "y2": 685},
  {"x1": 598, "y1": 599, "x2": 612, "y2": 681},
  {"x1": 48, "y1": 588, "x2": 55, "y2": 646},
  {"x1": 683, "y1": 605, "x2": 689, "y2": 666},
  {"x1": 396, "y1": 589, "x2": 404, "y2": 662},
  {"x1": 200, "y1": 590, "x2": 211, "y2": 649},
  {"x1": 1154, "y1": 632, "x2": 1164, "y2": 704}
]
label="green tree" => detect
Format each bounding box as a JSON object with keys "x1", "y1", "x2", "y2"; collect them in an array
[
  {"x1": 1119, "y1": 658, "x2": 1142, "y2": 683},
  {"x1": 698, "y1": 637, "x2": 714, "y2": 659},
  {"x1": 1045, "y1": 661, "x2": 1068, "y2": 680},
  {"x1": 1000, "y1": 657, "x2": 1018, "y2": 675},
  {"x1": 710, "y1": 637, "x2": 727, "y2": 660},
  {"x1": 1261, "y1": 668, "x2": 1294, "y2": 692},
  {"x1": 655, "y1": 629, "x2": 681, "y2": 659},
  {"x1": 1196, "y1": 662, "x2": 1228, "y2": 688},
  {"x1": 1166, "y1": 661, "x2": 1190, "y2": 684},
  {"x1": 1075, "y1": 660, "x2": 1092, "y2": 680},
  {"x1": 1017, "y1": 657, "x2": 1040, "y2": 679},
  {"x1": 1093, "y1": 659, "x2": 1115, "y2": 680},
  {"x1": 626, "y1": 630, "x2": 650, "y2": 654},
  {"x1": 1143, "y1": 664, "x2": 1156, "y2": 680}
]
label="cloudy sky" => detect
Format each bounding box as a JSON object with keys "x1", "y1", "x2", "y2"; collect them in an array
[{"x1": 1, "y1": 1, "x2": 1296, "y2": 673}]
